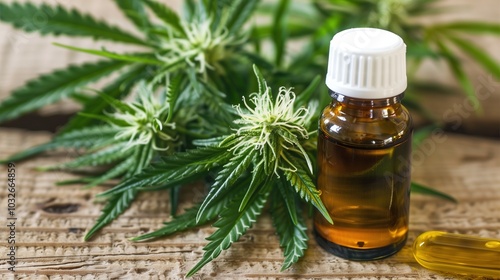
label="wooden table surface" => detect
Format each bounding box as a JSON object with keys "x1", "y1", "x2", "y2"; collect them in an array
[
  {"x1": 1, "y1": 1, "x2": 499, "y2": 279},
  {"x1": 1, "y1": 128, "x2": 499, "y2": 279}
]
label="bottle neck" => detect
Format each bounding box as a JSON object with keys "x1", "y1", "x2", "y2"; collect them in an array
[
  {"x1": 329, "y1": 91, "x2": 405, "y2": 119},
  {"x1": 330, "y1": 91, "x2": 404, "y2": 108}
]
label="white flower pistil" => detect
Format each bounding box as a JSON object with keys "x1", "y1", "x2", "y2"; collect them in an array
[
  {"x1": 111, "y1": 87, "x2": 176, "y2": 151},
  {"x1": 158, "y1": 17, "x2": 242, "y2": 77},
  {"x1": 232, "y1": 86, "x2": 314, "y2": 174}
]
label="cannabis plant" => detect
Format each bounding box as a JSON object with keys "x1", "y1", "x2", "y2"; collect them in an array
[
  {"x1": 103, "y1": 66, "x2": 330, "y2": 275},
  {"x1": 0, "y1": 0, "x2": 258, "y2": 126}
]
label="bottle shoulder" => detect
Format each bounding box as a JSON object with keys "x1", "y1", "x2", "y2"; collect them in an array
[{"x1": 319, "y1": 101, "x2": 413, "y2": 147}]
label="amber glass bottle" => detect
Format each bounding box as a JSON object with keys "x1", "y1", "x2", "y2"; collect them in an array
[{"x1": 314, "y1": 28, "x2": 413, "y2": 260}]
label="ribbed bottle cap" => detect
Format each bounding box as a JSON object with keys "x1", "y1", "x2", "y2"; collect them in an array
[{"x1": 326, "y1": 28, "x2": 407, "y2": 98}]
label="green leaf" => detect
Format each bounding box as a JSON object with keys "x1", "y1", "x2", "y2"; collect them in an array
[
  {"x1": 242, "y1": 51, "x2": 275, "y2": 72},
  {"x1": 262, "y1": 140, "x2": 277, "y2": 175},
  {"x1": 143, "y1": 0, "x2": 185, "y2": 35},
  {"x1": 203, "y1": 0, "x2": 218, "y2": 19},
  {"x1": 409, "y1": 81, "x2": 456, "y2": 95},
  {"x1": 437, "y1": 22, "x2": 500, "y2": 35},
  {"x1": 54, "y1": 126, "x2": 119, "y2": 148},
  {"x1": 272, "y1": 0, "x2": 290, "y2": 67},
  {"x1": 100, "y1": 146, "x2": 230, "y2": 197},
  {"x1": 183, "y1": 0, "x2": 198, "y2": 21},
  {"x1": 154, "y1": 56, "x2": 189, "y2": 78},
  {"x1": 84, "y1": 188, "x2": 138, "y2": 241},
  {"x1": 282, "y1": 167, "x2": 333, "y2": 224},
  {"x1": 197, "y1": 146, "x2": 256, "y2": 223},
  {"x1": 53, "y1": 43, "x2": 162, "y2": 65},
  {"x1": 197, "y1": 80, "x2": 236, "y2": 125},
  {"x1": 0, "y1": 140, "x2": 55, "y2": 164},
  {"x1": 276, "y1": 177, "x2": 299, "y2": 226},
  {"x1": 238, "y1": 163, "x2": 266, "y2": 212},
  {"x1": 252, "y1": 64, "x2": 269, "y2": 96},
  {"x1": 407, "y1": 40, "x2": 441, "y2": 60},
  {"x1": 411, "y1": 182, "x2": 457, "y2": 203},
  {"x1": 226, "y1": 0, "x2": 260, "y2": 34},
  {"x1": 83, "y1": 156, "x2": 136, "y2": 189},
  {"x1": 270, "y1": 188, "x2": 308, "y2": 271},
  {"x1": 131, "y1": 204, "x2": 203, "y2": 241},
  {"x1": 308, "y1": 0, "x2": 360, "y2": 15},
  {"x1": 76, "y1": 112, "x2": 127, "y2": 128},
  {"x1": 0, "y1": 143, "x2": 53, "y2": 164},
  {"x1": 114, "y1": 0, "x2": 151, "y2": 31},
  {"x1": 165, "y1": 75, "x2": 184, "y2": 122},
  {"x1": 445, "y1": 35, "x2": 500, "y2": 79},
  {"x1": 0, "y1": 2, "x2": 147, "y2": 46},
  {"x1": 186, "y1": 183, "x2": 271, "y2": 277},
  {"x1": 275, "y1": 128, "x2": 313, "y2": 173},
  {"x1": 71, "y1": 92, "x2": 94, "y2": 104},
  {"x1": 0, "y1": 126, "x2": 119, "y2": 163},
  {"x1": 131, "y1": 182, "x2": 248, "y2": 242},
  {"x1": 93, "y1": 91, "x2": 136, "y2": 115},
  {"x1": 295, "y1": 75, "x2": 321, "y2": 107},
  {"x1": 84, "y1": 143, "x2": 154, "y2": 240},
  {"x1": 434, "y1": 39, "x2": 481, "y2": 112},
  {"x1": 0, "y1": 60, "x2": 129, "y2": 123},
  {"x1": 45, "y1": 143, "x2": 131, "y2": 170},
  {"x1": 61, "y1": 64, "x2": 148, "y2": 133},
  {"x1": 125, "y1": 141, "x2": 155, "y2": 178},
  {"x1": 206, "y1": 0, "x2": 233, "y2": 28},
  {"x1": 193, "y1": 135, "x2": 233, "y2": 147},
  {"x1": 169, "y1": 185, "x2": 181, "y2": 216}
]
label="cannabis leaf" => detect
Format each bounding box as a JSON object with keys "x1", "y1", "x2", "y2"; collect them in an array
[
  {"x1": 411, "y1": 182, "x2": 457, "y2": 203},
  {"x1": 83, "y1": 141, "x2": 156, "y2": 240},
  {"x1": 61, "y1": 64, "x2": 149, "y2": 133},
  {"x1": 85, "y1": 188, "x2": 138, "y2": 240},
  {"x1": 53, "y1": 43, "x2": 162, "y2": 65},
  {"x1": 0, "y1": 60, "x2": 129, "y2": 123},
  {"x1": 131, "y1": 177, "x2": 251, "y2": 242},
  {"x1": 41, "y1": 142, "x2": 132, "y2": 171},
  {"x1": 100, "y1": 145, "x2": 231, "y2": 198},
  {"x1": 131, "y1": 203, "x2": 203, "y2": 242},
  {"x1": 282, "y1": 164, "x2": 330, "y2": 221},
  {"x1": 0, "y1": 0, "x2": 260, "y2": 125},
  {"x1": 0, "y1": 125, "x2": 119, "y2": 164},
  {"x1": 271, "y1": 184, "x2": 308, "y2": 271},
  {"x1": 113, "y1": 0, "x2": 152, "y2": 33},
  {"x1": 0, "y1": 2, "x2": 147, "y2": 45},
  {"x1": 142, "y1": 0, "x2": 184, "y2": 34},
  {"x1": 196, "y1": 146, "x2": 257, "y2": 222},
  {"x1": 187, "y1": 183, "x2": 271, "y2": 277}
]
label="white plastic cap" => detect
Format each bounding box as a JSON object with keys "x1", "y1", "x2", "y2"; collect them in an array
[{"x1": 325, "y1": 28, "x2": 407, "y2": 98}]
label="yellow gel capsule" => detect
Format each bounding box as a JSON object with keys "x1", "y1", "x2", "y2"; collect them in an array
[{"x1": 413, "y1": 231, "x2": 500, "y2": 277}]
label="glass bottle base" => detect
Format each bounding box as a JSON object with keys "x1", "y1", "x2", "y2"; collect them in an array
[{"x1": 314, "y1": 229, "x2": 407, "y2": 260}]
